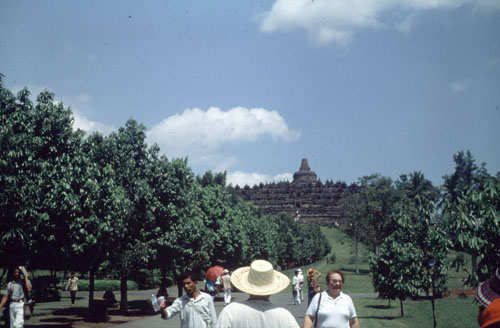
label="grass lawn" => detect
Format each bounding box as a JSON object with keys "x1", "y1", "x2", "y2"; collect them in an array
[
  {"x1": 282, "y1": 225, "x2": 479, "y2": 327},
  {"x1": 355, "y1": 296, "x2": 478, "y2": 328}
]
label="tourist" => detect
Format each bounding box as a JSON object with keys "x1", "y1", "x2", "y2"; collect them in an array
[
  {"x1": 216, "y1": 259, "x2": 299, "y2": 328},
  {"x1": 306, "y1": 268, "x2": 322, "y2": 305},
  {"x1": 160, "y1": 271, "x2": 217, "y2": 328},
  {"x1": 65, "y1": 272, "x2": 79, "y2": 306},
  {"x1": 221, "y1": 269, "x2": 232, "y2": 306},
  {"x1": 297, "y1": 268, "x2": 305, "y2": 302},
  {"x1": 292, "y1": 269, "x2": 301, "y2": 305},
  {"x1": 303, "y1": 269, "x2": 359, "y2": 328},
  {"x1": 0, "y1": 266, "x2": 32, "y2": 328},
  {"x1": 476, "y1": 267, "x2": 500, "y2": 328},
  {"x1": 204, "y1": 278, "x2": 217, "y2": 301}
]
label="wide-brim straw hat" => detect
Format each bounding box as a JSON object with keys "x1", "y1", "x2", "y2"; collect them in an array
[
  {"x1": 230, "y1": 260, "x2": 290, "y2": 296},
  {"x1": 476, "y1": 267, "x2": 500, "y2": 307}
]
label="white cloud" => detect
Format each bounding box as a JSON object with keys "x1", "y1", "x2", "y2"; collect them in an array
[
  {"x1": 227, "y1": 171, "x2": 293, "y2": 187},
  {"x1": 450, "y1": 79, "x2": 471, "y2": 93},
  {"x1": 147, "y1": 106, "x2": 300, "y2": 168},
  {"x1": 8, "y1": 85, "x2": 115, "y2": 135},
  {"x1": 259, "y1": 0, "x2": 494, "y2": 48},
  {"x1": 71, "y1": 110, "x2": 115, "y2": 135},
  {"x1": 395, "y1": 12, "x2": 418, "y2": 34}
]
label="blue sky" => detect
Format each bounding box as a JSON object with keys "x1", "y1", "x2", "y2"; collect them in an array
[{"x1": 1, "y1": 0, "x2": 499, "y2": 187}]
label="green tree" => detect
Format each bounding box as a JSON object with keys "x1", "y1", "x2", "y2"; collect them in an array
[
  {"x1": 442, "y1": 177, "x2": 500, "y2": 285},
  {"x1": 0, "y1": 79, "x2": 82, "y2": 274},
  {"x1": 348, "y1": 174, "x2": 399, "y2": 255},
  {"x1": 371, "y1": 172, "x2": 449, "y2": 326},
  {"x1": 105, "y1": 120, "x2": 157, "y2": 314},
  {"x1": 70, "y1": 132, "x2": 133, "y2": 307},
  {"x1": 370, "y1": 236, "x2": 421, "y2": 316},
  {"x1": 442, "y1": 150, "x2": 495, "y2": 285}
]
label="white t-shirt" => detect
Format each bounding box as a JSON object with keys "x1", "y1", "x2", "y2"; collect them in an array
[
  {"x1": 298, "y1": 273, "x2": 304, "y2": 284},
  {"x1": 163, "y1": 291, "x2": 217, "y2": 328},
  {"x1": 292, "y1": 276, "x2": 300, "y2": 291},
  {"x1": 216, "y1": 298, "x2": 299, "y2": 328},
  {"x1": 305, "y1": 291, "x2": 357, "y2": 328}
]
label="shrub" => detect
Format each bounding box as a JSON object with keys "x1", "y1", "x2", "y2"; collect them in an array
[
  {"x1": 31, "y1": 276, "x2": 61, "y2": 302},
  {"x1": 327, "y1": 252, "x2": 337, "y2": 264},
  {"x1": 65, "y1": 280, "x2": 138, "y2": 291}
]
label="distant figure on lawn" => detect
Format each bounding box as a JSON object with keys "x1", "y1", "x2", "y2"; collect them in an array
[
  {"x1": 292, "y1": 269, "x2": 301, "y2": 305},
  {"x1": 297, "y1": 268, "x2": 305, "y2": 302},
  {"x1": 221, "y1": 269, "x2": 232, "y2": 306},
  {"x1": 216, "y1": 259, "x2": 299, "y2": 328},
  {"x1": 476, "y1": 267, "x2": 500, "y2": 328},
  {"x1": 65, "y1": 272, "x2": 79, "y2": 306},
  {"x1": 159, "y1": 271, "x2": 217, "y2": 328},
  {"x1": 306, "y1": 268, "x2": 322, "y2": 305}
]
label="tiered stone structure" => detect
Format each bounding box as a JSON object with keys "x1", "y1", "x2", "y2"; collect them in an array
[{"x1": 235, "y1": 159, "x2": 356, "y2": 224}]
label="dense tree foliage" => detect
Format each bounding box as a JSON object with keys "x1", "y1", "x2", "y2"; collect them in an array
[
  {"x1": 370, "y1": 172, "x2": 450, "y2": 327},
  {"x1": 340, "y1": 174, "x2": 399, "y2": 258},
  {"x1": 2, "y1": 78, "x2": 499, "y2": 323},
  {"x1": 0, "y1": 79, "x2": 330, "y2": 308}
]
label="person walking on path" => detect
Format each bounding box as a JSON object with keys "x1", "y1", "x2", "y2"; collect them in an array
[
  {"x1": 65, "y1": 272, "x2": 79, "y2": 306},
  {"x1": 216, "y1": 259, "x2": 299, "y2": 328},
  {"x1": 303, "y1": 269, "x2": 359, "y2": 328},
  {"x1": 0, "y1": 266, "x2": 32, "y2": 328},
  {"x1": 297, "y1": 269, "x2": 304, "y2": 303},
  {"x1": 220, "y1": 270, "x2": 232, "y2": 306},
  {"x1": 292, "y1": 269, "x2": 301, "y2": 305},
  {"x1": 159, "y1": 271, "x2": 217, "y2": 328},
  {"x1": 306, "y1": 268, "x2": 322, "y2": 305}
]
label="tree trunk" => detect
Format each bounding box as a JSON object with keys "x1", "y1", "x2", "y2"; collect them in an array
[
  {"x1": 355, "y1": 239, "x2": 359, "y2": 274},
  {"x1": 431, "y1": 281, "x2": 437, "y2": 328},
  {"x1": 400, "y1": 298, "x2": 404, "y2": 317},
  {"x1": 88, "y1": 266, "x2": 96, "y2": 308},
  {"x1": 431, "y1": 297, "x2": 437, "y2": 328},
  {"x1": 177, "y1": 280, "x2": 183, "y2": 297},
  {"x1": 161, "y1": 266, "x2": 167, "y2": 289},
  {"x1": 471, "y1": 254, "x2": 478, "y2": 280},
  {"x1": 119, "y1": 269, "x2": 128, "y2": 315}
]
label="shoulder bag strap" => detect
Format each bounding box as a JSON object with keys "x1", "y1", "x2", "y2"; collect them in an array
[{"x1": 314, "y1": 292, "x2": 322, "y2": 328}]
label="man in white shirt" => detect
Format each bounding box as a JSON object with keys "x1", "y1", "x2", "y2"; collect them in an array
[
  {"x1": 160, "y1": 271, "x2": 217, "y2": 328},
  {"x1": 292, "y1": 270, "x2": 301, "y2": 305},
  {"x1": 216, "y1": 260, "x2": 299, "y2": 328},
  {"x1": 0, "y1": 267, "x2": 32, "y2": 328},
  {"x1": 297, "y1": 269, "x2": 304, "y2": 302}
]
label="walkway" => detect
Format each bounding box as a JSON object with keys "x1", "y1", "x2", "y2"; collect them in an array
[{"x1": 9, "y1": 288, "x2": 376, "y2": 327}]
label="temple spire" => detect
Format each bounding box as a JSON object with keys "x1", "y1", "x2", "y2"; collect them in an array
[{"x1": 293, "y1": 158, "x2": 317, "y2": 183}]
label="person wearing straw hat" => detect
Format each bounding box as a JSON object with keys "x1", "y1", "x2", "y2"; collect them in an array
[
  {"x1": 306, "y1": 268, "x2": 322, "y2": 306},
  {"x1": 476, "y1": 267, "x2": 500, "y2": 328},
  {"x1": 215, "y1": 259, "x2": 299, "y2": 328}
]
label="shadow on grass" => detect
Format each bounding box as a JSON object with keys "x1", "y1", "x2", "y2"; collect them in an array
[
  {"x1": 26, "y1": 324, "x2": 72, "y2": 328},
  {"x1": 365, "y1": 304, "x2": 393, "y2": 310},
  {"x1": 53, "y1": 307, "x2": 86, "y2": 317},
  {"x1": 340, "y1": 267, "x2": 371, "y2": 275},
  {"x1": 358, "y1": 315, "x2": 399, "y2": 320}
]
